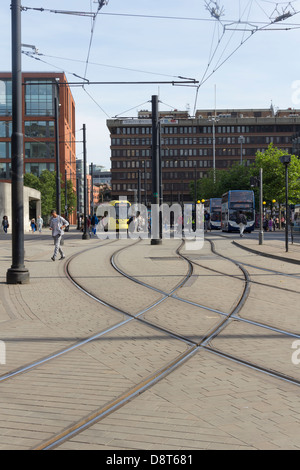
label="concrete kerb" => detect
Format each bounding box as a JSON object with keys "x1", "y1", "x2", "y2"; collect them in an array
[{"x1": 232, "y1": 240, "x2": 300, "y2": 265}]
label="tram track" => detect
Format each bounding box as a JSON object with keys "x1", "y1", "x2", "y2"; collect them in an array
[
  {"x1": 36, "y1": 236, "x2": 300, "y2": 449},
  {"x1": 1, "y1": 233, "x2": 300, "y2": 450}
]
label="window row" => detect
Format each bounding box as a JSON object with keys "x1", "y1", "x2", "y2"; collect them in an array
[
  {"x1": 0, "y1": 120, "x2": 55, "y2": 138},
  {"x1": 112, "y1": 135, "x2": 291, "y2": 147},
  {"x1": 112, "y1": 124, "x2": 300, "y2": 137},
  {"x1": 0, "y1": 141, "x2": 56, "y2": 159},
  {"x1": 0, "y1": 79, "x2": 57, "y2": 117},
  {"x1": 111, "y1": 179, "x2": 207, "y2": 193},
  {"x1": 25, "y1": 120, "x2": 55, "y2": 138},
  {"x1": 0, "y1": 162, "x2": 55, "y2": 179},
  {"x1": 112, "y1": 158, "x2": 253, "y2": 172}
]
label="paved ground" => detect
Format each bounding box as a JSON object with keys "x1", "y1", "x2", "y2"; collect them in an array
[{"x1": 0, "y1": 227, "x2": 300, "y2": 450}]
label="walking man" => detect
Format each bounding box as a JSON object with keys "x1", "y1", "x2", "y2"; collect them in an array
[
  {"x1": 237, "y1": 211, "x2": 247, "y2": 237},
  {"x1": 49, "y1": 209, "x2": 69, "y2": 261}
]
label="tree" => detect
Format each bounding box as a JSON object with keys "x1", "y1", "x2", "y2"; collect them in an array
[
  {"x1": 190, "y1": 163, "x2": 252, "y2": 201},
  {"x1": 24, "y1": 170, "x2": 77, "y2": 219},
  {"x1": 251, "y1": 144, "x2": 300, "y2": 205}
]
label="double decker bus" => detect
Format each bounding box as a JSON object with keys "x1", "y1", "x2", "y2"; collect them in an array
[
  {"x1": 204, "y1": 198, "x2": 222, "y2": 230},
  {"x1": 97, "y1": 199, "x2": 131, "y2": 231},
  {"x1": 221, "y1": 190, "x2": 255, "y2": 232}
]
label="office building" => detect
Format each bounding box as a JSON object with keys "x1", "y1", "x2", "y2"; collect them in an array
[
  {"x1": 0, "y1": 71, "x2": 76, "y2": 220},
  {"x1": 107, "y1": 107, "x2": 300, "y2": 203}
]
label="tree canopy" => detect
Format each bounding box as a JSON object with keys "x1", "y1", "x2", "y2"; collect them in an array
[
  {"x1": 24, "y1": 170, "x2": 76, "y2": 219},
  {"x1": 190, "y1": 144, "x2": 300, "y2": 206}
]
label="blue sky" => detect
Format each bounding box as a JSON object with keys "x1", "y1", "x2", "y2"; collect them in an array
[{"x1": 2, "y1": 0, "x2": 300, "y2": 169}]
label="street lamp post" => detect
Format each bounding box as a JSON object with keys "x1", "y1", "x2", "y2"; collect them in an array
[
  {"x1": 280, "y1": 155, "x2": 291, "y2": 252},
  {"x1": 259, "y1": 169, "x2": 264, "y2": 245},
  {"x1": 151, "y1": 95, "x2": 162, "y2": 245},
  {"x1": 238, "y1": 136, "x2": 245, "y2": 165},
  {"x1": 7, "y1": 0, "x2": 30, "y2": 284},
  {"x1": 250, "y1": 170, "x2": 264, "y2": 244},
  {"x1": 82, "y1": 124, "x2": 90, "y2": 240}
]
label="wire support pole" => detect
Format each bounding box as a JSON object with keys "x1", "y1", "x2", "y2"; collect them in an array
[{"x1": 7, "y1": 0, "x2": 29, "y2": 285}]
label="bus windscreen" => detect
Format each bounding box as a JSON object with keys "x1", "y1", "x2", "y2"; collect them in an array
[{"x1": 229, "y1": 191, "x2": 253, "y2": 203}]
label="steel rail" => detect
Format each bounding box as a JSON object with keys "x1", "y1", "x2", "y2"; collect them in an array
[
  {"x1": 36, "y1": 237, "x2": 300, "y2": 450},
  {"x1": 34, "y1": 238, "x2": 253, "y2": 450}
]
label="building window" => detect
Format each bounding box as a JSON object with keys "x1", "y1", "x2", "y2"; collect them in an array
[
  {"x1": 0, "y1": 80, "x2": 12, "y2": 116},
  {"x1": 25, "y1": 120, "x2": 55, "y2": 138},
  {"x1": 0, "y1": 120, "x2": 12, "y2": 137},
  {"x1": 25, "y1": 142, "x2": 55, "y2": 159},
  {"x1": 0, "y1": 162, "x2": 11, "y2": 179},
  {"x1": 25, "y1": 162, "x2": 55, "y2": 177},
  {"x1": 25, "y1": 80, "x2": 56, "y2": 116},
  {"x1": 0, "y1": 142, "x2": 11, "y2": 159}
]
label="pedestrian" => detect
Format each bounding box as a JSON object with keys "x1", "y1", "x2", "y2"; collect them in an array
[
  {"x1": 135, "y1": 211, "x2": 145, "y2": 232},
  {"x1": 37, "y1": 215, "x2": 43, "y2": 233},
  {"x1": 204, "y1": 210, "x2": 211, "y2": 232},
  {"x1": 87, "y1": 216, "x2": 92, "y2": 237},
  {"x1": 49, "y1": 209, "x2": 69, "y2": 261},
  {"x1": 100, "y1": 211, "x2": 109, "y2": 232},
  {"x1": 176, "y1": 214, "x2": 183, "y2": 235},
  {"x1": 128, "y1": 213, "x2": 136, "y2": 233},
  {"x1": 30, "y1": 218, "x2": 36, "y2": 233},
  {"x1": 237, "y1": 211, "x2": 247, "y2": 237},
  {"x1": 2, "y1": 215, "x2": 9, "y2": 233},
  {"x1": 268, "y1": 218, "x2": 274, "y2": 232},
  {"x1": 91, "y1": 213, "x2": 99, "y2": 235}
]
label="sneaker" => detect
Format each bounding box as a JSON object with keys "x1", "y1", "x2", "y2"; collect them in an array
[
  {"x1": 59, "y1": 255, "x2": 66, "y2": 260},
  {"x1": 51, "y1": 256, "x2": 55, "y2": 261}
]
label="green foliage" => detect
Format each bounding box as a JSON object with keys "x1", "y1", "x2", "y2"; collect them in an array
[
  {"x1": 24, "y1": 170, "x2": 77, "y2": 219},
  {"x1": 190, "y1": 144, "x2": 300, "y2": 206},
  {"x1": 190, "y1": 163, "x2": 252, "y2": 201},
  {"x1": 251, "y1": 144, "x2": 300, "y2": 205}
]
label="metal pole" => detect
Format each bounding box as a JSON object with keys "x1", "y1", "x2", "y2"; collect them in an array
[
  {"x1": 91, "y1": 162, "x2": 94, "y2": 215},
  {"x1": 285, "y1": 163, "x2": 289, "y2": 252},
  {"x1": 76, "y1": 177, "x2": 80, "y2": 229},
  {"x1": 159, "y1": 121, "x2": 163, "y2": 207},
  {"x1": 55, "y1": 95, "x2": 61, "y2": 215},
  {"x1": 65, "y1": 169, "x2": 68, "y2": 219},
  {"x1": 194, "y1": 168, "x2": 197, "y2": 209},
  {"x1": 151, "y1": 95, "x2": 162, "y2": 245},
  {"x1": 212, "y1": 118, "x2": 216, "y2": 184},
  {"x1": 82, "y1": 124, "x2": 89, "y2": 239},
  {"x1": 138, "y1": 170, "x2": 141, "y2": 206},
  {"x1": 259, "y1": 168, "x2": 264, "y2": 245},
  {"x1": 7, "y1": 0, "x2": 29, "y2": 284},
  {"x1": 143, "y1": 160, "x2": 147, "y2": 206}
]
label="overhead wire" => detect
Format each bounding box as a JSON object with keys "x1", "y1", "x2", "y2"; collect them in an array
[
  {"x1": 21, "y1": 1, "x2": 300, "y2": 120},
  {"x1": 27, "y1": 52, "x2": 191, "y2": 80},
  {"x1": 192, "y1": 0, "x2": 300, "y2": 115}
]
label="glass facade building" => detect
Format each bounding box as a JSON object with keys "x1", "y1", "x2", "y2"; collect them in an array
[{"x1": 0, "y1": 72, "x2": 76, "y2": 183}]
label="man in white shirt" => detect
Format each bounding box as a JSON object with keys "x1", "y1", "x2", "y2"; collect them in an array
[{"x1": 49, "y1": 210, "x2": 69, "y2": 261}]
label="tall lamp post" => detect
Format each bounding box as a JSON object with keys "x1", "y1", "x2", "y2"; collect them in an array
[
  {"x1": 250, "y1": 169, "x2": 264, "y2": 245},
  {"x1": 7, "y1": 0, "x2": 30, "y2": 284},
  {"x1": 279, "y1": 155, "x2": 291, "y2": 252},
  {"x1": 238, "y1": 135, "x2": 245, "y2": 165}
]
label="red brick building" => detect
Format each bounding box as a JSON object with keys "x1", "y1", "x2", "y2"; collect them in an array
[{"x1": 0, "y1": 71, "x2": 77, "y2": 222}]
